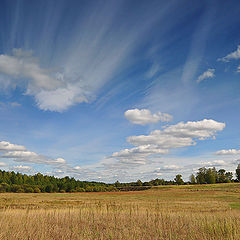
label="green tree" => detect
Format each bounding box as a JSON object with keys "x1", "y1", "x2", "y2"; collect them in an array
[
  {"x1": 205, "y1": 168, "x2": 216, "y2": 184},
  {"x1": 34, "y1": 187, "x2": 41, "y2": 193},
  {"x1": 10, "y1": 171, "x2": 17, "y2": 184},
  {"x1": 25, "y1": 187, "x2": 34, "y2": 193},
  {"x1": 236, "y1": 164, "x2": 240, "y2": 182},
  {"x1": 174, "y1": 174, "x2": 184, "y2": 185},
  {"x1": 0, "y1": 183, "x2": 10, "y2": 192},
  {"x1": 114, "y1": 181, "x2": 121, "y2": 187},
  {"x1": 136, "y1": 180, "x2": 143, "y2": 186},
  {"x1": 225, "y1": 172, "x2": 233, "y2": 182},
  {"x1": 189, "y1": 174, "x2": 196, "y2": 184},
  {"x1": 45, "y1": 184, "x2": 53, "y2": 193},
  {"x1": 196, "y1": 167, "x2": 207, "y2": 184},
  {"x1": 218, "y1": 169, "x2": 227, "y2": 183}
]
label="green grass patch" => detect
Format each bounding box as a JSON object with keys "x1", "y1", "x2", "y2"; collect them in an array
[{"x1": 229, "y1": 202, "x2": 240, "y2": 210}]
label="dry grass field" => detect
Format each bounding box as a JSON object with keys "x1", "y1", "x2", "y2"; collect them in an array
[{"x1": 0, "y1": 183, "x2": 239, "y2": 239}]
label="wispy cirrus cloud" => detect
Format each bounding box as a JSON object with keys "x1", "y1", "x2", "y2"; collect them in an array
[
  {"x1": 0, "y1": 1, "x2": 177, "y2": 112},
  {"x1": 181, "y1": 3, "x2": 215, "y2": 83}
]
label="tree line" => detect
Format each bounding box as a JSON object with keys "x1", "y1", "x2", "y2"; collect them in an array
[
  {"x1": 114, "y1": 165, "x2": 240, "y2": 187},
  {"x1": 0, "y1": 170, "x2": 117, "y2": 193},
  {"x1": 0, "y1": 164, "x2": 239, "y2": 193}
]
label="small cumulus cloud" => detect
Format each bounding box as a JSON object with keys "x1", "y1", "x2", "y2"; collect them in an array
[
  {"x1": 124, "y1": 108, "x2": 173, "y2": 125},
  {"x1": 218, "y1": 45, "x2": 240, "y2": 62},
  {"x1": 215, "y1": 149, "x2": 240, "y2": 155},
  {"x1": 110, "y1": 145, "x2": 168, "y2": 166},
  {"x1": 196, "y1": 69, "x2": 215, "y2": 83},
  {"x1": 12, "y1": 165, "x2": 32, "y2": 173},
  {"x1": 128, "y1": 119, "x2": 225, "y2": 148},
  {"x1": 0, "y1": 141, "x2": 26, "y2": 151},
  {"x1": 108, "y1": 119, "x2": 225, "y2": 168}
]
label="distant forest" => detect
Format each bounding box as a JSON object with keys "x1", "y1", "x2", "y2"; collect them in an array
[{"x1": 0, "y1": 164, "x2": 240, "y2": 193}]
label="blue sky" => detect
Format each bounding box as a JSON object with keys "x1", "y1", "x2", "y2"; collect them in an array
[{"x1": 0, "y1": 0, "x2": 240, "y2": 182}]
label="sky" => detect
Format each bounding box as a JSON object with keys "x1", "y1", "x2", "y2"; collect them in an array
[{"x1": 0, "y1": 0, "x2": 240, "y2": 182}]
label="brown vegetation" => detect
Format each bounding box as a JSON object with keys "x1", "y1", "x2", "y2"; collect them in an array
[{"x1": 0, "y1": 183, "x2": 239, "y2": 239}]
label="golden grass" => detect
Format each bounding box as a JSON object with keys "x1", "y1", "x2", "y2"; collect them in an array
[{"x1": 0, "y1": 183, "x2": 239, "y2": 239}]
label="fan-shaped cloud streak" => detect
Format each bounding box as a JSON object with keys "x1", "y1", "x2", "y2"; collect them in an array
[{"x1": 0, "y1": 1, "x2": 176, "y2": 112}]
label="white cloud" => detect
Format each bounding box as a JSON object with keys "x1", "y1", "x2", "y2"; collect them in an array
[
  {"x1": 218, "y1": 45, "x2": 240, "y2": 62},
  {"x1": 0, "y1": 141, "x2": 26, "y2": 151},
  {"x1": 107, "y1": 119, "x2": 225, "y2": 168},
  {"x1": 232, "y1": 159, "x2": 240, "y2": 165},
  {"x1": 237, "y1": 65, "x2": 240, "y2": 73},
  {"x1": 0, "y1": 140, "x2": 66, "y2": 166},
  {"x1": 0, "y1": 162, "x2": 6, "y2": 167},
  {"x1": 196, "y1": 69, "x2": 215, "y2": 83},
  {"x1": 161, "y1": 165, "x2": 181, "y2": 171},
  {"x1": 215, "y1": 149, "x2": 240, "y2": 155},
  {"x1": 0, "y1": 49, "x2": 62, "y2": 91},
  {"x1": 34, "y1": 83, "x2": 88, "y2": 112},
  {"x1": 112, "y1": 145, "x2": 168, "y2": 158},
  {"x1": 110, "y1": 145, "x2": 168, "y2": 166},
  {"x1": 0, "y1": 50, "x2": 91, "y2": 112},
  {"x1": 128, "y1": 119, "x2": 225, "y2": 148},
  {"x1": 2, "y1": 151, "x2": 38, "y2": 158},
  {"x1": 2, "y1": 151, "x2": 66, "y2": 165},
  {"x1": 124, "y1": 109, "x2": 173, "y2": 125},
  {"x1": 73, "y1": 166, "x2": 81, "y2": 170},
  {"x1": 12, "y1": 165, "x2": 32, "y2": 173},
  {"x1": 0, "y1": 3, "x2": 174, "y2": 112},
  {"x1": 201, "y1": 160, "x2": 226, "y2": 167}
]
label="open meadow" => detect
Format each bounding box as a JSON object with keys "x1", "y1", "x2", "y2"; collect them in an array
[{"x1": 0, "y1": 183, "x2": 239, "y2": 240}]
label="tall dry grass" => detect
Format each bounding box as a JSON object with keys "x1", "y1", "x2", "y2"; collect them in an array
[
  {"x1": 0, "y1": 184, "x2": 240, "y2": 239},
  {"x1": 0, "y1": 201, "x2": 239, "y2": 240}
]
